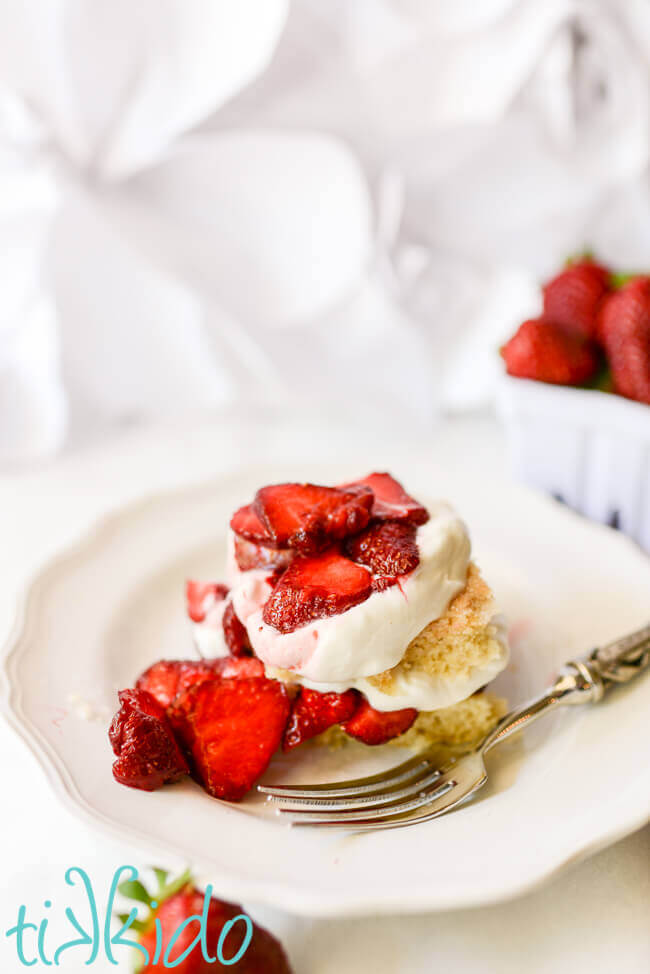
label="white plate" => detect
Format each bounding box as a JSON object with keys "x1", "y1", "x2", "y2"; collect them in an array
[{"x1": 2, "y1": 465, "x2": 650, "y2": 916}]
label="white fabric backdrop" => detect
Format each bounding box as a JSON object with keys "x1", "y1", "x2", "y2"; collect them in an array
[{"x1": 1, "y1": 0, "x2": 649, "y2": 461}]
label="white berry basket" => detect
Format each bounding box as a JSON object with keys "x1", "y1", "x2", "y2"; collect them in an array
[{"x1": 496, "y1": 374, "x2": 650, "y2": 552}]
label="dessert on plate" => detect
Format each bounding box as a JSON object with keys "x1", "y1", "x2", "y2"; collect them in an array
[{"x1": 109, "y1": 474, "x2": 509, "y2": 802}]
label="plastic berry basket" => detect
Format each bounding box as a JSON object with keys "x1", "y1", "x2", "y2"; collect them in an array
[{"x1": 497, "y1": 374, "x2": 650, "y2": 552}]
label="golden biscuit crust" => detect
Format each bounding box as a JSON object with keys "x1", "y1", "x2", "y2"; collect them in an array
[{"x1": 366, "y1": 562, "x2": 504, "y2": 694}]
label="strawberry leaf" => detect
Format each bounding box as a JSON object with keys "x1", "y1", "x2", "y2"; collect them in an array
[
  {"x1": 565, "y1": 248, "x2": 594, "y2": 266},
  {"x1": 609, "y1": 271, "x2": 642, "y2": 289},
  {"x1": 157, "y1": 867, "x2": 193, "y2": 903},
  {"x1": 582, "y1": 363, "x2": 612, "y2": 392},
  {"x1": 118, "y1": 879, "x2": 151, "y2": 905},
  {"x1": 152, "y1": 867, "x2": 169, "y2": 891},
  {"x1": 117, "y1": 912, "x2": 148, "y2": 934}
]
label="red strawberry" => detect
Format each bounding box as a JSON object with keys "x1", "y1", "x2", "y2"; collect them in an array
[
  {"x1": 125, "y1": 872, "x2": 292, "y2": 973},
  {"x1": 501, "y1": 318, "x2": 599, "y2": 385},
  {"x1": 222, "y1": 601, "x2": 252, "y2": 656},
  {"x1": 109, "y1": 689, "x2": 188, "y2": 791},
  {"x1": 136, "y1": 657, "x2": 265, "y2": 709},
  {"x1": 542, "y1": 259, "x2": 611, "y2": 340},
  {"x1": 136, "y1": 659, "x2": 222, "y2": 709},
  {"x1": 340, "y1": 697, "x2": 417, "y2": 745},
  {"x1": 254, "y1": 482, "x2": 374, "y2": 553},
  {"x1": 212, "y1": 656, "x2": 266, "y2": 680},
  {"x1": 141, "y1": 890, "x2": 292, "y2": 972},
  {"x1": 371, "y1": 576, "x2": 399, "y2": 593},
  {"x1": 345, "y1": 520, "x2": 419, "y2": 577},
  {"x1": 344, "y1": 472, "x2": 429, "y2": 525},
  {"x1": 230, "y1": 504, "x2": 276, "y2": 545},
  {"x1": 283, "y1": 688, "x2": 359, "y2": 751},
  {"x1": 169, "y1": 678, "x2": 290, "y2": 801},
  {"x1": 186, "y1": 581, "x2": 229, "y2": 624},
  {"x1": 233, "y1": 535, "x2": 293, "y2": 572},
  {"x1": 598, "y1": 277, "x2": 650, "y2": 404},
  {"x1": 266, "y1": 566, "x2": 287, "y2": 589},
  {"x1": 262, "y1": 550, "x2": 372, "y2": 634}
]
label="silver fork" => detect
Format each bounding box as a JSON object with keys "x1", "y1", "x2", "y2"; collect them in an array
[{"x1": 258, "y1": 623, "x2": 650, "y2": 830}]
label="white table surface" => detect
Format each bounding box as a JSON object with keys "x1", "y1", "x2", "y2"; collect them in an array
[{"x1": 1, "y1": 414, "x2": 648, "y2": 973}]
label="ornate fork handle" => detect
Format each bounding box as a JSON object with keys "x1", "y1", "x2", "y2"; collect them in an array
[
  {"x1": 582, "y1": 624, "x2": 650, "y2": 687},
  {"x1": 482, "y1": 623, "x2": 650, "y2": 754}
]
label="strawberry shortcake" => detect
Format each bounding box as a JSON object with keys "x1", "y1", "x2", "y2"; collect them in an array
[{"x1": 109, "y1": 474, "x2": 508, "y2": 802}]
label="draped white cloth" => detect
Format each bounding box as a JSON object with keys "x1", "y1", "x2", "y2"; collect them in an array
[{"x1": 1, "y1": 0, "x2": 649, "y2": 461}]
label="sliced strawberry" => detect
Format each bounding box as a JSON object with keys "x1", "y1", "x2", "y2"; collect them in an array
[
  {"x1": 340, "y1": 697, "x2": 417, "y2": 745},
  {"x1": 233, "y1": 535, "x2": 294, "y2": 572},
  {"x1": 136, "y1": 660, "x2": 183, "y2": 708},
  {"x1": 283, "y1": 688, "x2": 359, "y2": 751},
  {"x1": 186, "y1": 581, "x2": 229, "y2": 624},
  {"x1": 169, "y1": 678, "x2": 290, "y2": 802},
  {"x1": 222, "y1": 601, "x2": 252, "y2": 657},
  {"x1": 266, "y1": 566, "x2": 287, "y2": 589},
  {"x1": 262, "y1": 551, "x2": 372, "y2": 634},
  {"x1": 371, "y1": 576, "x2": 399, "y2": 593},
  {"x1": 213, "y1": 656, "x2": 265, "y2": 680},
  {"x1": 345, "y1": 520, "x2": 419, "y2": 577},
  {"x1": 230, "y1": 504, "x2": 275, "y2": 545},
  {"x1": 136, "y1": 656, "x2": 265, "y2": 709},
  {"x1": 344, "y1": 472, "x2": 429, "y2": 525},
  {"x1": 109, "y1": 689, "x2": 188, "y2": 791},
  {"x1": 136, "y1": 659, "x2": 224, "y2": 709},
  {"x1": 254, "y1": 482, "x2": 373, "y2": 553}
]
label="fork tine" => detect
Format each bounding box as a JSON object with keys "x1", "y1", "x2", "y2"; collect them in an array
[
  {"x1": 308, "y1": 774, "x2": 488, "y2": 831},
  {"x1": 279, "y1": 776, "x2": 458, "y2": 825},
  {"x1": 289, "y1": 774, "x2": 487, "y2": 830},
  {"x1": 264, "y1": 765, "x2": 445, "y2": 811},
  {"x1": 258, "y1": 752, "x2": 432, "y2": 799}
]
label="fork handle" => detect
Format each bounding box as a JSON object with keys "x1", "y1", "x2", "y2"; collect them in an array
[
  {"x1": 482, "y1": 622, "x2": 650, "y2": 754},
  {"x1": 578, "y1": 623, "x2": 650, "y2": 691}
]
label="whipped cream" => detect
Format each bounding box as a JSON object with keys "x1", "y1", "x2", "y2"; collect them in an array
[
  {"x1": 192, "y1": 599, "x2": 229, "y2": 659},
  {"x1": 226, "y1": 503, "x2": 509, "y2": 711},
  {"x1": 309, "y1": 616, "x2": 509, "y2": 711}
]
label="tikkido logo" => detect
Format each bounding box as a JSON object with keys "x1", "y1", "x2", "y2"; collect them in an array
[{"x1": 5, "y1": 866, "x2": 253, "y2": 968}]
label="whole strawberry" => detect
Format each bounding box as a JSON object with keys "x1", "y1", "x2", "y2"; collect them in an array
[
  {"x1": 501, "y1": 318, "x2": 599, "y2": 385},
  {"x1": 542, "y1": 258, "x2": 611, "y2": 340},
  {"x1": 118, "y1": 869, "x2": 293, "y2": 973},
  {"x1": 598, "y1": 277, "x2": 650, "y2": 405}
]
